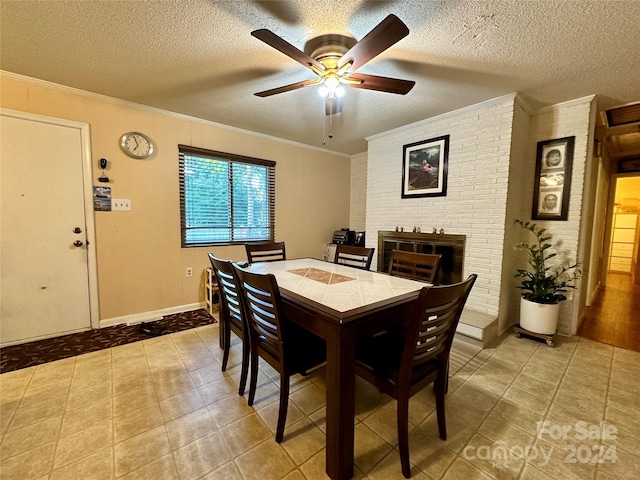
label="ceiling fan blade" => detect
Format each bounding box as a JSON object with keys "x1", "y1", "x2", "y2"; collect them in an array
[
  {"x1": 345, "y1": 73, "x2": 415, "y2": 94},
  {"x1": 254, "y1": 78, "x2": 321, "y2": 97},
  {"x1": 325, "y1": 95, "x2": 342, "y2": 115},
  {"x1": 337, "y1": 14, "x2": 409, "y2": 73},
  {"x1": 251, "y1": 29, "x2": 325, "y2": 72}
]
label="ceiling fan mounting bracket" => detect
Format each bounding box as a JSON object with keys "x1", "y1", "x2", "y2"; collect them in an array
[{"x1": 304, "y1": 34, "x2": 356, "y2": 65}]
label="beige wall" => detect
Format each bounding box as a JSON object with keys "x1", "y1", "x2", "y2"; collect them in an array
[{"x1": 1, "y1": 73, "x2": 350, "y2": 322}]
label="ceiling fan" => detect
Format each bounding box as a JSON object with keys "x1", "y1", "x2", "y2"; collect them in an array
[{"x1": 251, "y1": 14, "x2": 415, "y2": 115}]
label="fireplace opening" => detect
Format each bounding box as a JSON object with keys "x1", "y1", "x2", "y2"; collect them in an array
[{"x1": 377, "y1": 231, "x2": 465, "y2": 284}]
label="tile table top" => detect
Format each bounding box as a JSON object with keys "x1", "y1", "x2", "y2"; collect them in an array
[
  {"x1": 244, "y1": 258, "x2": 428, "y2": 314},
  {"x1": 287, "y1": 267, "x2": 355, "y2": 285}
]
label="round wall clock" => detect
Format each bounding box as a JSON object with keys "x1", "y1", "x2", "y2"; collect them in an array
[{"x1": 120, "y1": 132, "x2": 154, "y2": 159}]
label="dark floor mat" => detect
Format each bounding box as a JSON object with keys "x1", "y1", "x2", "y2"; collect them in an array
[{"x1": 0, "y1": 309, "x2": 217, "y2": 374}]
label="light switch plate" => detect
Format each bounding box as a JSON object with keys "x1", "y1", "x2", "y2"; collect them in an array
[{"x1": 112, "y1": 199, "x2": 131, "y2": 211}]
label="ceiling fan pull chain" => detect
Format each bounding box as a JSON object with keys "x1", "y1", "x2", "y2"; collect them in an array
[{"x1": 322, "y1": 111, "x2": 327, "y2": 145}]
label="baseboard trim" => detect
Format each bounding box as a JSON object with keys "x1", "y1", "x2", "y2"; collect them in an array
[{"x1": 99, "y1": 302, "x2": 204, "y2": 328}]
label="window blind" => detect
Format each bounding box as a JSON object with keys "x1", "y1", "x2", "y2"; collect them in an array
[{"x1": 179, "y1": 145, "x2": 275, "y2": 247}]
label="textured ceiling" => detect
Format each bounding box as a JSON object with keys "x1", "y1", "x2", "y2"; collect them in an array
[{"x1": 1, "y1": 0, "x2": 640, "y2": 155}]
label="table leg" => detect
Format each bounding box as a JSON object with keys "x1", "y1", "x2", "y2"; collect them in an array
[{"x1": 325, "y1": 323, "x2": 356, "y2": 480}]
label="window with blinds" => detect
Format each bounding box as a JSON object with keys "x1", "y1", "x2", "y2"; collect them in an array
[{"x1": 179, "y1": 145, "x2": 275, "y2": 247}]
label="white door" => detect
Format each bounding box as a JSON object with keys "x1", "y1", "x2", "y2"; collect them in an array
[{"x1": 1, "y1": 111, "x2": 97, "y2": 346}]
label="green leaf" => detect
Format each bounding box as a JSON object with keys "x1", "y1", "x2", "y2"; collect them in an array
[{"x1": 513, "y1": 219, "x2": 581, "y2": 303}]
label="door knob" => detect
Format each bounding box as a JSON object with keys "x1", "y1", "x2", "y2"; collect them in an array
[
  {"x1": 73, "y1": 240, "x2": 84, "y2": 247},
  {"x1": 74, "y1": 227, "x2": 82, "y2": 234}
]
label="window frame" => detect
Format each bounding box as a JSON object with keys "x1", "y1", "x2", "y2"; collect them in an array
[{"x1": 179, "y1": 145, "x2": 276, "y2": 247}]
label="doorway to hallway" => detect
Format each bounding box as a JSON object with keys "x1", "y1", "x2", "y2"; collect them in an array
[
  {"x1": 579, "y1": 174, "x2": 640, "y2": 352},
  {"x1": 578, "y1": 272, "x2": 640, "y2": 352}
]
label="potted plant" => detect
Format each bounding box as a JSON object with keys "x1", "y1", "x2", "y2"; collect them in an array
[{"x1": 513, "y1": 219, "x2": 581, "y2": 334}]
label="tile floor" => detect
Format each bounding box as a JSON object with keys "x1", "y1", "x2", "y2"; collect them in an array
[{"x1": 1, "y1": 320, "x2": 639, "y2": 480}]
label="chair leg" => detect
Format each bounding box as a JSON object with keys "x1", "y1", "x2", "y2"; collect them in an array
[
  {"x1": 221, "y1": 321, "x2": 231, "y2": 372},
  {"x1": 219, "y1": 319, "x2": 225, "y2": 349},
  {"x1": 247, "y1": 350, "x2": 259, "y2": 407},
  {"x1": 444, "y1": 358, "x2": 450, "y2": 394},
  {"x1": 435, "y1": 376, "x2": 447, "y2": 440},
  {"x1": 275, "y1": 375, "x2": 290, "y2": 443},
  {"x1": 397, "y1": 393, "x2": 411, "y2": 478},
  {"x1": 238, "y1": 335, "x2": 249, "y2": 396},
  {"x1": 434, "y1": 359, "x2": 451, "y2": 394}
]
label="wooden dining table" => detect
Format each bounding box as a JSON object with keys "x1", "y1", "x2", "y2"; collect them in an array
[{"x1": 244, "y1": 258, "x2": 428, "y2": 480}]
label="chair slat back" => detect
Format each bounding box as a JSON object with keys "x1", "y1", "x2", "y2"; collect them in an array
[
  {"x1": 245, "y1": 242, "x2": 287, "y2": 263},
  {"x1": 334, "y1": 245, "x2": 375, "y2": 270},
  {"x1": 208, "y1": 253, "x2": 244, "y2": 323},
  {"x1": 232, "y1": 264, "x2": 285, "y2": 364},
  {"x1": 388, "y1": 250, "x2": 441, "y2": 283},
  {"x1": 399, "y1": 274, "x2": 477, "y2": 385}
]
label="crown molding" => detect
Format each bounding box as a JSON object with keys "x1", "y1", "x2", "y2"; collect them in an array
[{"x1": 535, "y1": 95, "x2": 597, "y2": 114}]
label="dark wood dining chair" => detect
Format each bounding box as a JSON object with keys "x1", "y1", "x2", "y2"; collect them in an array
[
  {"x1": 334, "y1": 245, "x2": 375, "y2": 270},
  {"x1": 355, "y1": 274, "x2": 477, "y2": 478},
  {"x1": 232, "y1": 263, "x2": 326, "y2": 443},
  {"x1": 208, "y1": 253, "x2": 249, "y2": 396},
  {"x1": 388, "y1": 249, "x2": 442, "y2": 283},
  {"x1": 245, "y1": 241, "x2": 286, "y2": 263}
]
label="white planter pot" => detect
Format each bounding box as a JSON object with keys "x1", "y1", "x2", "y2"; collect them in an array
[{"x1": 519, "y1": 297, "x2": 560, "y2": 335}]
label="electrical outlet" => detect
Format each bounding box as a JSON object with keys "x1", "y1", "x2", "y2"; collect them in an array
[
  {"x1": 186, "y1": 267, "x2": 193, "y2": 277},
  {"x1": 112, "y1": 199, "x2": 131, "y2": 211}
]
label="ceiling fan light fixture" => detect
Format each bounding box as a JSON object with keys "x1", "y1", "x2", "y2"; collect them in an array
[
  {"x1": 319, "y1": 84, "x2": 345, "y2": 98},
  {"x1": 324, "y1": 74, "x2": 340, "y2": 92}
]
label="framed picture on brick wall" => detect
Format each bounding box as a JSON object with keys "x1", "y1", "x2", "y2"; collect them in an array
[
  {"x1": 401, "y1": 135, "x2": 449, "y2": 198},
  {"x1": 532, "y1": 136, "x2": 574, "y2": 221}
]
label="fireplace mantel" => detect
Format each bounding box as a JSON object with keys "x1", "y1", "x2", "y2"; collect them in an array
[{"x1": 377, "y1": 230, "x2": 466, "y2": 284}]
